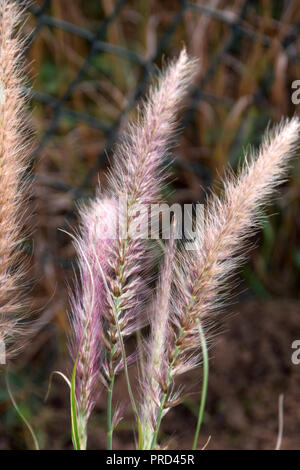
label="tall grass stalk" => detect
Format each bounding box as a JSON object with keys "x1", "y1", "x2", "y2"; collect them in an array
[
  {"x1": 0, "y1": 0, "x2": 33, "y2": 357},
  {"x1": 68, "y1": 49, "x2": 198, "y2": 449},
  {"x1": 192, "y1": 321, "x2": 209, "y2": 450},
  {"x1": 141, "y1": 117, "x2": 300, "y2": 448}
]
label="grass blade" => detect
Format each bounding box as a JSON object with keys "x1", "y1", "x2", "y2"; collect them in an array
[
  {"x1": 5, "y1": 370, "x2": 40, "y2": 450},
  {"x1": 192, "y1": 321, "x2": 209, "y2": 450},
  {"x1": 71, "y1": 357, "x2": 81, "y2": 450}
]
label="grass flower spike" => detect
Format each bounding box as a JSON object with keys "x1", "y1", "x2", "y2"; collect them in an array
[
  {"x1": 68, "y1": 36, "x2": 299, "y2": 449},
  {"x1": 146, "y1": 117, "x2": 300, "y2": 448},
  {"x1": 0, "y1": 0, "x2": 299, "y2": 453},
  {"x1": 69, "y1": 196, "x2": 118, "y2": 448},
  {"x1": 69, "y1": 49, "x2": 198, "y2": 449},
  {"x1": 0, "y1": 0, "x2": 32, "y2": 359},
  {"x1": 175, "y1": 118, "x2": 300, "y2": 371}
]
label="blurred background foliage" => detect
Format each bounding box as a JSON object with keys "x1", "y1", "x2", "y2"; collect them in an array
[{"x1": 0, "y1": 0, "x2": 300, "y2": 449}]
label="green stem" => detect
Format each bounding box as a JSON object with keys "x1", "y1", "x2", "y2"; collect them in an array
[
  {"x1": 77, "y1": 414, "x2": 87, "y2": 450},
  {"x1": 113, "y1": 291, "x2": 142, "y2": 447},
  {"x1": 149, "y1": 392, "x2": 167, "y2": 449},
  {"x1": 150, "y1": 339, "x2": 182, "y2": 450},
  {"x1": 5, "y1": 370, "x2": 40, "y2": 450},
  {"x1": 149, "y1": 307, "x2": 195, "y2": 449},
  {"x1": 107, "y1": 371, "x2": 115, "y2": 450},
  {"x1": 192, "y1": 321, "x2": 209, "y2": 450},
  {"x1": 114, "y1": 299, "x2": 139, "y2": 420}
]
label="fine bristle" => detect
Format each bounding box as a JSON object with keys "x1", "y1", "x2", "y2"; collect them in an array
[
  {"x1": 0, "y1": 0, "x2": 32, "y2": 359},
  {"x1": 139, "y1": 117, "x2": 299, "y2": 448},
  {"x1": 69, "y1": 48, "x2": 198, "y2": 446},
  {"x1": 172, "y1": 117, "x2": 300, "y2": 373}
]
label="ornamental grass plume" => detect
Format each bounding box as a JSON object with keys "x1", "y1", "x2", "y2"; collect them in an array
[
  {"x1": 69, "y1": 196, "x2": 118, "y2": 448},
  {"x1": 174, "y1": 118, "x2": 300, "y2": 373},
  {"x1": 141, "y1": 117, "x2": 300, "y2": 449},
  {"x1": 0, "y1": 0, "x2": 32, "y2": 360},
  {"x1": 68, "y1": 42, "x2": 299, "y2": 451},
  {"x1": 69, "y1": 49, "x2": 198, "y2": 449}
]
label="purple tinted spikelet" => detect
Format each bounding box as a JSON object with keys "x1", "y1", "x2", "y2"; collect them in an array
[
  {"x1": 110, "y1": 49, "x2": 198, "y2": 206},
  {"x1": 69, "y1": 49, "x2": 198, "y2": 447},
  {"x1": 163, "y1": 118, "x2": 300, "y2": 384},
  {"x1": 99, "y1": 52, "x2": 197, "y2": 449},
  {"x1": 69, "y1": 197, "x2": 117, "y2": 444},
  {"x1": 141, "y1": 118, "x2": 299, "y2": 448},
  {"x1": 0, "y1": 0, "x2": 32, "y2": 357},
  {"x1": 104, "y1": 49, "x2": 198, "y2": 365}
]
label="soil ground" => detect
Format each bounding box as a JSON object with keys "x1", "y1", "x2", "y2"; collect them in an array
[
  {"x1": 110, "y1": 298, "x2": 300, "y2": 450},
  {"x1": 2, "y1": 298, "x2": 300, "y2": 450}
]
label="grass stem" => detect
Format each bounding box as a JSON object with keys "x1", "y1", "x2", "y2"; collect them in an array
[
  {"x1": 192, "y1": 321, "x2": 209, "y2": 450},
  {"x1": 107, "y1": 371, "x2": 115, "y2": 450}
]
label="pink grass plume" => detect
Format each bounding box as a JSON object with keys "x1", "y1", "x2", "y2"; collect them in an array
[
  {"x1": 0, "y1": 0, "x2": 33, "y2": 359},
  {"x1": 68, "y1": 48, "x2": 198, "y2": 448}
]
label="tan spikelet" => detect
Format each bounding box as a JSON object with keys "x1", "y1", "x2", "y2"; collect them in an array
[
  {"x1": 0, "y1": 0, "x2": 32, "y2": 358},
  {"x1": 174, "y1": 118, "x2": 300, "y2": 373},
  {"x1": 141, "y1": 118, "x2": 299, "y2": 448}
]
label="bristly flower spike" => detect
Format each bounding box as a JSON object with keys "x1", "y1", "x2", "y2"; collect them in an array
[
  {"x1": 147, "y1": 117, "x2": 300, "y2": 448},
  {"x1": 68, "y1": 49, "x2": 198, "y2": 449},
  {"x1": 0, "y1": 0, "x2": 33, "y2": 359}
]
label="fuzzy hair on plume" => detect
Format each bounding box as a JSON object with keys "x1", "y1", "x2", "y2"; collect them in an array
[
  {"x1": 173, "y1": 117, "x2": 300, "y2": 373},
  {"x1": 69, "y1": 43, "x2": 299, "y2": 449},
  {"x1": 69, "y1": 49, "x2": 198, "y2": 445},
  {"x1": 139, "y1": 117, "x2": 300, "y2": 448},
  {"x1": 0, "y1": 0, "x2": 298, "y2": 453},
  {"x1": 0, "y1": 0, "x2": 32, "y2": 360}
]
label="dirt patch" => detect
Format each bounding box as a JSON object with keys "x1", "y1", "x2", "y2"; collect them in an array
[
  {"x1": 3, "y1": 298, "x2": 300, "y2": 450},
  {"x1": 156, "y1": 298, "x2": 300, "y2": 450}
]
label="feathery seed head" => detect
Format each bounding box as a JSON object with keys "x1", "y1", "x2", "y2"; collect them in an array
[
  {"x1": 70, "y1": 197, "x2": 119, "y2": 418},
  {"x1": 0, "y1": 0, "x2": 32, "y2": 358},
  {"x1": 68, "y1": 48, "x2": 199, "y2": 440},
  {"x1": 171, "y1": 117, "x2": 300, "y2": 376}
]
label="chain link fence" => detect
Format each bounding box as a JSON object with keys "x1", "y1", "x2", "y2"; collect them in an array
[
  {"x1": 18, "y1": 0, "x2": 300, "y2": 294},
  {"x1": 25, "y1": 0, "x2": 299, "y2": 196}
]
